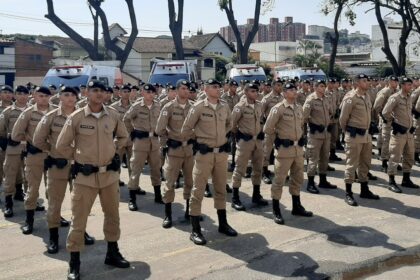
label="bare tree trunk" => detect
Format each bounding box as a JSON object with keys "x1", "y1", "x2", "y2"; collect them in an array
[
  {"x1": 328, "y1": 1, "x2": 343, "y2": 77},
  {"x1": 88, "y1": 4, "x2": 99, "y2": 56},
  {"x1": 168, "y1": 0, "x2": 185, "y2": 60}
]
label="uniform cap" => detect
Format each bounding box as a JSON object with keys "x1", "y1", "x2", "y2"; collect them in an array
[
  {"x1": 272, "y1": 78, "x2": 283, "y2": 85},
  {"x1": 15, "y1": 85, "x2": 29, "y2": 94},
  {"x1": 79, "y1": 84, "x2": 87, "y2": 89},
  {"x1": 284, "y1": 83, "x2": 297, "y2": 90},
  {"x1": 315, "y1": 80, "x2": 326, "y2": 86},
  {"x1": 143, "y1": 83, "x2": 157, "y2": 92},
  {"x1": 205, "y1": 79, "x2": 221, "y2": 86},
  {"x1": 264, "y1": 79, "x2": 272, "y2": 86},
  {"x1": 48, "y1": 84, "x2": 57, "y2": 90},
  {"x1": 113, "y1": 85, "x2": 120, "y2": 90},
  {"x1": 355, "y1": 74, "x2": 368, "y2": 80},
  {"x1": 59, "y1": 86, "x2": 78, "y2": 96},
  {"x1": 130, "y1": 85, "x2": 140, "y2": 91},
  {"x1": 106, "y1": 86, "x2": 113, "y2": 93},
  {"x1": 245, "y1": 83, "x2": 259, "y2": 91},
  {"x1": 251, "y1": 79, "x2": 261, "y2": 86},
  {"x1": 87, "y1": 80, "x2": 107, "y2": 91},
  {"x1": 228, "y1": 80, "x2": 239, "y2": 86},
  {"x1": 189, "y1": 86, "x2": 197, "y2": 93},
  {"x1": 0, "y1": 85, "x2": 14, "y2": 93},
  {"x1": 176, "y1": 79, "x2": 190, "y2": 88},
  {"x1": 35, "y1": 86, "x2": 52, "y2": 95},
  {"x1": 400, "y1": 77, "x2": 413, "y2": 84},
  {"x1": 302, "y1": 79, "x2": 311, "y2": 84},
  {"x1": 388, "y1": 75, "x2": 398, "y2": 81}
]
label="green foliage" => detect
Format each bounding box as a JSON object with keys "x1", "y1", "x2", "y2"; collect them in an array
[
  {"x1": 215, "y1": 55, "x2": 229, "y2": 81},
  {"x1": 261, "y1": 63, "x2": 272, "y2": 79},
  {"x1": 375, "y1": 65, "x2": 394, "y2": 77},
  {"x1": 318, "y1": 57, "x2": 348, "y2": 79}
]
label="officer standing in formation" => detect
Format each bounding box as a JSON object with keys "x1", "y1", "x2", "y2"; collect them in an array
[
  {"x1": 411, "y1": 76, "x2": 420, "y2": 166},
  {"x1": 264, "y1": 82, "x2": 313, "y2": 224},
  {"x1": 230, "y1": 82, "x2": 268, "y2": 211},
  {"x1": 339, "y1": 74, "x2": 379, "y2": 206},
  {"x1": 181, "y1": 79, "x2": 237, "y2": 245},
  {"x1": 56, "y1": 81, "x2": 130, "y2": 280}
]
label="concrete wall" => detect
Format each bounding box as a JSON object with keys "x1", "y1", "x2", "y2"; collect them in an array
[
  {"x1": 203, "y1": 37, "x2": 234, "y2": 59},
  {"x1": 249, "y1": 41, "x2": 297, "y2": 63}
]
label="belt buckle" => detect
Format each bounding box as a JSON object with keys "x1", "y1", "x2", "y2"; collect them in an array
[
  {"x1": 252, "y1": 135, "x2": 257, "y2": 140},
  {"x1": 213, "y1": 147, "x2": 220, "y2": 153},
  {"x1": 182, "y1": 141, "x2": 188, "y2": 147},
  {"x1": 98, "y1": 166, "x2": 107, "y2": 173},
  {"x1": 293, "y1": 141, "x2": 298, "y2": 146},
  {"x1": 149, "y1": 132, "x2": 154, "y2": 138}
]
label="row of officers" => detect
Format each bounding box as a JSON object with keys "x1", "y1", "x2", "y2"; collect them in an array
[{"x1": 0, "y1": 73, "x2": 419, "y2": 280}]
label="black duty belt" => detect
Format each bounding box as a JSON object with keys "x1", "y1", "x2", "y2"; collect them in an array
[
  {"x1": 346, "y1": 126, "x2": 367, "y2": 138},
  {"x1": 27, "y1": 143, "x2": 43, "y2": 155},
  {"x1": 391, "y1": 122, "x2": 410, "y2": 135},
  {"x1": 274, "y1": 137, "x2": 305, "y2": 149},
  {"x1": 413, "y1": 108, "x2": 420, "y2": 120},
  {"x1": 131, "y1": 129, "x2": 158, "y2": 141},
  {"x1": 44, "y1": 156, "x2": 68, "y2": 170},
  {"x1": 8, "y1": 137, "x2": 20, "y2": 147},
  {"x1": 196, "y1": 142, "x2": 231, "y2": 155},
  {"x1": 0, "y1": 137, "x2": 6, "y2": 151},
  {"x1": 308, "y1": 123, "x2": 325, "y2": 134},
  {"x1": 236, "y1": 131, "x2": 264, "y2": 141},
  {"x1": 73, "y1": 154, "x2": 120, "y2": 176},
  {"x1": 167, "y1": 138, "x2": 195, "y2": 149}
]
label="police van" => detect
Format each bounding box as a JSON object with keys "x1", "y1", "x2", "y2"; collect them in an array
[
  {"x1": 42, "y1": 65, "x2": 123, "y2": 88},
  {"x1": 273, "y1": 65, "x2": 326, "y2": 81},
  {"x1": 225, "y1": 64, "x2": 267, "y2": 83},
  {"x1": 148, "y1": 60, "x2": 197, "y2": 86}
]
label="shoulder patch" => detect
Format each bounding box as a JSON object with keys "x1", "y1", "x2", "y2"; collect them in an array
[
  {"x1": 65, "y1": 118, "x2": 72, "y2": 126},
  {"x1": 346, "y1": 99, "x2": 352, "y2": 104},
  {"x1": 272, "y1": 108, "x2": 278, "y2": 114},
  {"x1": 162, "y1": 110, "x2": 168, "y2": 116},
  {"x1": 41, "y1": 116, "x2": 48, "y2": 124},
  {"x1": 234, "y1": 107, "x2": 241, "y2": 113}
]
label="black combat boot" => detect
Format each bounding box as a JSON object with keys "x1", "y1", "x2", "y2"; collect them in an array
[
  {"x1": 14, "y1": 184, "x2": 25, "y2": 201},
  {"x1": 345, "y1": 183, "x2": 358, "y2": 206},
  {"x1": 368, "y1": 172, "x2": 378, "y2": 180},
  {"x1": 35, "y1": 202, "x2": 45, "y2": 211},
  {"x1": 204, "y1": 184, "x2": 212, "y2": 198},
  {"x1": 360, "y1": 182, "x2": 380, "y2": 200},
  {"x1": 134, "y1": 187, "x2": 146, "y2": 195},
  {"x1": 388, "y1": 175, "x2": 402, "y2": 193},
  {"x1": 318, "y1": 174, "x2": 337, "y2": 189},
  {"x1": 329, "y1": 149, "x2": 342, "y2": 161},
  {"x1": 245, "y1": 166, "x2": 252, "y2": 178},
  {"x1": 272, "y1": 199, "x2": 284, "y2": 225},
  {"x1": 262, "y1": 166, "x2": 272, "y2": 184},
  {"x1": 231, "y1": 188, "x2": 245, "y2": 211},
  {"x1": 128, "y1": 190, "x2": 138, "y2": 211},
  {"x1": 47, "y1": 227, "x2": 59, "y2": 254},
  {"x1": 291, "y1": 195, "x2": 313, "y2": 217},
  {"x1": 252, "y1": 185, "x2": 268, "y2": 206},
  {"x1": 60, "y1": 216, "x2": 70, "y2": 227},
  {"x1": 336, "y1": 140, "x2": 344, "y2": 151},
  {"x1": 4, "y1": 195, "x2": 13, "y2": 218},
  {"x1": 415, "y1": 153, "x2": 420, "y2": 167},
  {"x1": 21, "y1": 210, "x2": 35, "y2": 235},
  {"x1": 153, "y1": 185, "x2": 164, "y2": 204},
  {"x1": 217, "y1": 209, "x2": 238, "y2": 236},
  {"x1": 226, "y1": 184, "x2": 233, "y2": 193},
  {"x1": 381, "y1": 160, "x2": 388, "y2": 173},
  {"x1": 84, "y1": 232, "x2": 95, "y2": 245},
  {"x1": 160, "y1": 167, "x2": 166, "y2": 182},
  {"x1": 184, "y1": 199, "x2": 190, "y2": 221},
  {"x1": 162, "y1": 203, "x2": 172, "y2": 229},
  {"x1": 67, "y1": 252, "x2": 80, "y2": 280},
  {"x1": 104, "y1": 242, "x2": 130, "y2": 268},
  {"x1": 401, "y1": 172, "x2": 420, "y2": 189},
  {"x1": 190, "y1": 216, "x2": 206, "y2": 245},
  {"x1": 306, "y1": 176, "x2": 319, "y2": 194}
]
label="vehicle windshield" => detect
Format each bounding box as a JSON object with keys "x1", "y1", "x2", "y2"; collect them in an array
[
  {"x1": 299, "y1": 75, "x2": 326, "y2": 81},
  {"x1": 149, "y1": 74, "x2": 190, "y2": 86},
  {"x1": 42, "y1": 75, "x2": 90, "y2": 88},
  {"x1": 232, "y1": 75, "x2": 267, "y2": 84}
]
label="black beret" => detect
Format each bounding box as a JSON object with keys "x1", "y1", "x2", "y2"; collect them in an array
[
  {"x1": 189, "y1": 86, "x2": 197, "y2": 93},
  {"x1": 130, "y1": 85, "x2": 140, "y2": 91},
  {"x1": 241, "y1": 79, "x2": 250, "y2": 84},
  {"x1": 284, "y1": 83, "x2": 296, "y2": 90},
  {"x1": 302, "y1": 79, "x2": 311, "y2": 84},
  {"x1": 229, "y1": 80, "x2": 239, "y2": 86},
  {"x1": 176, "y1": 80, "x2": 190, "y2": 88},
  {"x1": 412, "y1": 76, "x2": 419, "y2": 80},
  {"x1": 113, "y1": 85, "x2": 120, "y2": 90},
  {"x1": 251, "y1": 79, "x2": 261, "y2": 85},
  {"x1": 272, "y1": 78, "x2": 283, "y2": 85},
  {"x1": 315, "y1": 80, "x2": 326, "y2": 86},
  {"x1": 120, "y1": 84, "x2": 131, "y2": 91},
  {"x1": 205, "y1": 79, "x2": 221, "y2": 86},
  {"x1": 245, "y1": 83, "x2": 259, "y2": 91},
  {"x1": 35, "y1": 86, "x2": 52, "y2": 95},
  {"x1": 167, "y1": 84, "x2": 176, "y2": 90},
  {"x1": 151, "y1": 83, "x2": 161, "y2": 88},
  {"x1": 79, "y1": 84, "x2": 87, "y2": 89},
  {"x1": 105, "y1": 86, "x2": 113, "y2": 93},
  {"x1": 143, "y1": 83, "x2": 157, "y2": 92},
  {"x1": 87, "y1": 80, "x2": 107, "y2": 91},
  {"x1": 15, "y1": 85, "x2": 29, "y2": 94},
  {"x1": 388, "y1": 75, "x2": 398, "y2": 81},
  {"x1": 400, "y1": 77, "x2": 413, "y2": 84},
  {"x1": 264, "y1": 79, "x2": 272, "y2": 86},
  {"x1": 59, "y1": 86, "x2": 78, "y2": 96},
  {"x1": 0, "y1": 85, "x2": 13, "y2": 93},
  {"x1": 48, "y1": 84, "x2": 57, "y2": 90}
]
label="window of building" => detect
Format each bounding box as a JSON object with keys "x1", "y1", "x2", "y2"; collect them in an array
[
  {"x1": 204, "y1": 58, "x2": 213, "y2": 68},
  {"x1": 0, "y1": 47, "x2": 4, "y2": 55}
]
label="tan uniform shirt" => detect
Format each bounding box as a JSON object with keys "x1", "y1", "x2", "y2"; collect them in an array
[
  {"x1": 0, "y1": 104, "x2": 27, "y2": 155},
  {"x1": 181, "y1": 98, "x2": 231, "y2": 148},
  {"x1": 339, "y1": 89, "x2": 372, "y2": 143},
  {"x1": 56, "y1": 105, "x2": 128, "y2": 188},
  {"x1": 296, "y1": 89, "x2": 310, "y2": 106},
  {"x1": 123, "y1": 99, "x2": 160, "y2": 152},
  {"x1": 263, "y1": 100, "x2": 304, "y2": 158},
  {"x1": 382, "y1": 91, "x2": 413, "y2": 129},
  {"x1": 231, "y1": 99, "x2": 263, "y2": 136},
  {"x1": 303, "y1": 93, "x2": 333, "y2": 139},
  {"x1": 373, "y1": 87, "x2": 394, "y2": 118},
  {"x1": 220, "y1": 92, "x2": 240, "y2": 111},
  {"x1": 49, "y1": 94, "x2": 60, "y2": 106},
  {"x1": 261, "y1": 91, "x2": 284, "y2": 119},
  {"x1": 76, "y1": 98, "x2": 88, "y2": 109},
  {"x1": 411, "y1": 87, "x2": 420, "y2": 111}
]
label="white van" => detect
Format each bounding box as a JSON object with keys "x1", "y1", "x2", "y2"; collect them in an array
[
  {"x1": 42, "y1": 65, "x2": 123, "y2": 88},
  {"x1": 226, "y1": 64, "x2": 267, "y2": 83},
  {"x1": 148, "y1": 60, "x2": 197, "y2": 85},
  {"x1": 273, "y1": 65, "x2": 326, "y2": 81}
]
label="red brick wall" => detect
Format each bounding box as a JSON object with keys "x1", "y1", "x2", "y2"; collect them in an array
[{"x1": 15, "y1": 39, "x2": 53, "y2": 77}]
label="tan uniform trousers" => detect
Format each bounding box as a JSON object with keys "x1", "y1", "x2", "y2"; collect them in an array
[
  {"x1": 128, "y1": 149, "x2": 161, "y2": 190},
  {"x1": 377, "y1": 124, "x2": 383, "y2": 150},
  {"x1": 344, "y1": 142, "x2": 372, "y2": 184},
  {"x1": 162, "y1": 154, "x2": 193, "y2": 203},
  {"x1": 414, "y1": 119, "x2": 420, "y2": 153},
  {"x1": 0, "y1": 150, "x2": 5, "y2": 183},
  {"x1": 24, "y1": 153, "x2": 47, "y2": 210},
  {"x1": 47, "y1": 165, "x2": 71, "y2": 228},
  {"x1": 329, "y1": 123, "x2": 339, "y2": 150},
  {"x1": 67, "y1": 181, "x2": 120, "y2": 252},
  {"x1": 307, "y1": 136, "x2": 331, "y2": 176},
  {"x1": 118, "y1": 145, "x2": 132, "y2": 175},
  {"x1": 380, "y1": 121, "x2": 392, "y2": 160},
  {"x1": 232, "y1": 139, "x2": 264, "y2": 188},
  {"x1": 271, "y1": 155, "x2": 304, "y2": 200},
  {"x1": 388, "y1": 133, "x2": 415, "y2": 175},
  {"x1": 263, "y1": 134, "x2": 275, "y2": 167},
  {"x1": 190, "y1": 152, "x2": 228, "y2": 216},
  {"x1": 3, "y1": 154, "x2": 24, "y2": 196}
]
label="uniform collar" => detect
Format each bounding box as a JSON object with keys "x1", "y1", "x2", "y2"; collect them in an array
[
  {"x1": 139, "y1": 98, "x2": 156, "y2": 108},
  {"x1": 203, "y1": 98, "x2": 220, "y2": 108},
  {"x1": 174, "y1": 97, "x2": 190, "y2": 108},
  {"x1": 283, "y1": 99, "x2": 295, "y2": 108},
  {"x1": 84, "y1": 105, "x2": 109, "y2": 117},
  {"x1": 33, "y1": 103, "x2": 54, "y2": 113},
  {"x1": 11, "y1": 103, "x2": 26, "y2": 111},
  {"x1": 244, "y1": 98, "x2": 256, "y2": 108}
]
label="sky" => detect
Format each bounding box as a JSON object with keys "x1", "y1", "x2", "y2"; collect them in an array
[{"x1": 0, "y1": 0, "x2": 393, "y2": 39}]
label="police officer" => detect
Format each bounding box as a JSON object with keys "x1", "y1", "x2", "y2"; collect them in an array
[
  {"x1": 230, "y1": 82, "x2": 267, "y2": 211},
  {"x1": 56, "y1": 81, "x2": 130, "y2": 280},
  {"x1": 156, "y1": 80, "x2": 195, "y2": 228},
  {"x1": 373, "y1": 76, "x2": 399, "y2": 172},
  {"x1": 411, "y1": 77, "x2": 420, "y2": 166},
  {"x1": 1, "y1": 85, "x2": 29, "y2": 217},
  {"x1": 181, "y1": 78, "x2": 237, "y2": 245},
  {"x1": 261, "y1": 78, "x2": 284, "y2": 184},
  {"x1": 326, "y1": 78, "x2": 342, "y2": 161},
  {"x1": 12, "y1": 86, "x2": 55, "y2": 234},
  {"x1": 303, "y1": 80, "x2": 337, "y2": 194},
  {"x1": 124, "y1": 83, "x2": 162, "y2": 211},
  {"x1": 264, "y1": 82, "x2": 313, "y2": 225},
  {"x1": 383, "y1": 77, "x2": 419, "y2": 192},
  {"x1": 339, "y1": 74, "x2": 379, "y2": 207},
  {"x1": 0, "y1": 85, "x2": 14, "y2": 186},
  {"x1": 49, "y1": 85, "x2": 60, "y2": 105}
]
